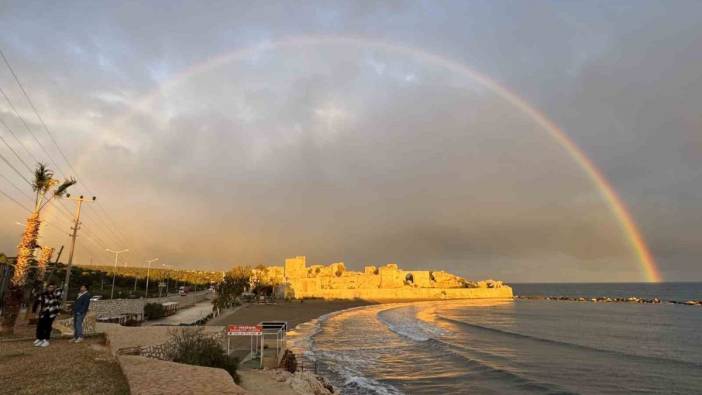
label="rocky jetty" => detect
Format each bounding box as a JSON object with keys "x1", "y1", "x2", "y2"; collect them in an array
[{"x1": 515, "y1": 295, "x2": 702, "y2": 306}]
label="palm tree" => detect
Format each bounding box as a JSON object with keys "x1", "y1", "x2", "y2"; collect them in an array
[{"x1": 0, "y1": 163, "x2": 75, "y2": 335}]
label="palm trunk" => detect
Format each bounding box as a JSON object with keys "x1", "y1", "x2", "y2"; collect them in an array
[
  {"x1": 0, "y1": 285, "x2": 23, "y2": 335},
  {"x1": 13, "y1": 212, "x2": 40, "y2": 286},
  {"x1": 2, "y1": 212, "x2": 41, "y2": 334}
]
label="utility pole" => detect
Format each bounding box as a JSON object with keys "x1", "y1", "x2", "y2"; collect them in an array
[
  {"x1": 144, "y1": 258, "x2": 159, "y2": 298},
  {"x1": 130, "y1": 263, "x2": 139, "y2": 293},
  {"x1": 62, "y1": 194, "x2": 96, "y2": 301},
  {"x1": 106, "y1": 248, "x2": 128, "y2": 299},
  {"x1": 161, "y1": 263, "x2": 172, "y2": 296}
]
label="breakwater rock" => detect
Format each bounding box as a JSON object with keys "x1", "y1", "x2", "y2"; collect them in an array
[{"x1": 515, "y1": 295, "x2": 702, "y2": 306}]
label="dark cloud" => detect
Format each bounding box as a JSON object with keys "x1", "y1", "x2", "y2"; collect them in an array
[{"x1": 0, "y1": 1, "x2": 699, "y2": 281}]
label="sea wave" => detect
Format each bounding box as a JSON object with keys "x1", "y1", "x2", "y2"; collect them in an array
[
  {"x1": 437, "y1": 316, "x2": 702, "y2": 368},
  {"x1": 288, "y1": 304, "x2": 392, "y2": 363},
  {"x1": 313, "y1": 349, "x2": 404, "y2": 395},
  {"x1": 376, "y1": 305, "x2": 447, "y2": 342}
]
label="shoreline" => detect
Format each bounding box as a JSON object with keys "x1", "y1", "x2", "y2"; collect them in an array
[
  {"x1": 208, "y1": 299, "x2": 374, "y2": 394},
  {"x1": 208, "y1": 298, "x2": 515, "y2": 394}
]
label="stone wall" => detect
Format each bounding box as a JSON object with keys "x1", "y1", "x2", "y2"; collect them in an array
[
  {"x1": 90, "y1": 290, "x2": 210, "y2": 320},
  {"x1": 90, "y1": 298, "x2": 145, "y2": 320},
  {"x1": 54, "y1": 312, "x2": 98, "y2": 335},
  {"x1": 291, "y1": 286, "x2": 513, "y2": 301},
  {"x1": 254, "y1": 257, "x2": 513, "y2": 301},
  {"x1": 379, "y1": 264, "x2": 405, "y2": 288}
]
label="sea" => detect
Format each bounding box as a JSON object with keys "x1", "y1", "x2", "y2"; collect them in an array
[{"x1": 288, "y1": 283, "x2": 702, "y2": 394}]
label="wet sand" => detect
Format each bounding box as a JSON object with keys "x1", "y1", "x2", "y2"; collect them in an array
[{"x1": 208, "y1": 299, "x2": 372, "y2": 329}]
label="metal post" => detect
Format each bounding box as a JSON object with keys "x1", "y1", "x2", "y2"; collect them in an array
[{"x1": 107, "y1": 249, "x2": 128, "y2": 299}]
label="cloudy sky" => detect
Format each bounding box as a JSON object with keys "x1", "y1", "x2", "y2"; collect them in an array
[{"x1": 0, "y1": 1, "x2": 699, "y2": 282}]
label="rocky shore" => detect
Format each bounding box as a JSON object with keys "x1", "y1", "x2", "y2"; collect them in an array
[{"x1": 515, "y1": 295, "x2": 702, "y2": 305}]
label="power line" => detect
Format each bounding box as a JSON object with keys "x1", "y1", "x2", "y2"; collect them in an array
[
  {"x1": 0, "y1": 165, "x2": 119, "y2": 258},
  {"x1": 0, "y1": 186, "x2": 31, "y2": 211},
  {"x1": 0, "y1": 107, "x2": 126, "y2": 252},
  {"x1": 0, "y1": 183, "x2": 111, "y2": 265},
  {"x1": 0, "y1": 80, "x2": 63, "y2": 174},
  {"x1": 0, "y1": 154, "x2": 101, "y2": 245},
  {"x1": 0, "y1": 148, "x2": 31, "y2": 186},
  {"x1": 0, "y1": 171, "x2": 32, "y2": 201},
  {"x1": 0, "y1": 48, "x2": 138, "y2": 258},
  {"x1": 0, "y1": 118, "x2": 32, "y2": 173},
  {"x1": 84, "y1": 207, "x2": 130, "y2": 247},
  {"x1": 0, "y1": 52, "x2": 150, "y2": 274},
  {"x1": 0, "y1": 85, "x2": 42, "y2": 165}
]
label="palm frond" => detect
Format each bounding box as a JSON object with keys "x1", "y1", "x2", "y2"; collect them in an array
[
  {"x1": 32, "y1": 163, "x2": 53, "y2": 193},
  {"x1": 54, "y1": 177, "x2": 77, "y2": 197}
]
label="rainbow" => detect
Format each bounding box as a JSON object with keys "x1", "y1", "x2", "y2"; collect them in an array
[{"x1": 92, "y1": 35, "x2": 662, "y2": 282}]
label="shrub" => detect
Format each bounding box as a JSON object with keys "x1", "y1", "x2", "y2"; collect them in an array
[
  {"x1": 166, "y1": 328, "x2": 239, "y2": 382},
  {"x1": 144, "y1": 303, "x2": 166, "y2": 320}
]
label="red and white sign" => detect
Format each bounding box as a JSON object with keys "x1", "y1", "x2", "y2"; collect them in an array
[{"x1": 227, "y1": 324, "x2": 262, "y2": 336}]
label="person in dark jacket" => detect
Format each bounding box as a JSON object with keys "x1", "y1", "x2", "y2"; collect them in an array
[
  {"x1": 72, "y1": 284, "x2": 91, "y2": 343},
  {"x1": 34, "y1": 282, "x2": 62, "y2": 347}
]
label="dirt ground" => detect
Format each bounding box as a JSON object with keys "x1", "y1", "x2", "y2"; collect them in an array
[{"x1": 0, "y1": 331, "x2": 129, "y2": 395}]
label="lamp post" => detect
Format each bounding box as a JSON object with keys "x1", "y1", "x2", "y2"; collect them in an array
[
  {"x1": 144, "y1": 258, "x2": 159, "y2": 298},
  {"x1": 106, "y1": 248, "x2": 128, "y2": 299}
]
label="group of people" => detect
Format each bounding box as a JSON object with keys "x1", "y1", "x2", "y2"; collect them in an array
[{"x1": 33, "y1": 282, "x2": 91, "y2": 347}]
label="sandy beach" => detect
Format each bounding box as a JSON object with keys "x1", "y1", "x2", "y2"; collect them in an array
[
  {"x1": 208, "y1": 299, "x2": 372, "y2": 329},
  {"x1": 207, "y1": 299, "x2": 372, "y2": 361},
  {"x1": 206, "y1": 300, "x2": 373, "y2": 394}
]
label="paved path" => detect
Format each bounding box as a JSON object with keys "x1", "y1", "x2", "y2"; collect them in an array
[{"x1": 144, "y1": 300, "x2": 214, "y2": 326}]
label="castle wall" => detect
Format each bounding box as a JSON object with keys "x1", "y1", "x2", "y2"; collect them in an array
[
  {"x1": 290, "y1": 286, "x2": 513, "y2": 301},
  {"x1": 406, "y1": 271, "x2": 433, "y2": 288},
  {"x1": 379, "y1": 264, "x2": 405, "y2": 288},
  {"x1": 271, "y1": 256, "x2": 512, "y2": 301}
]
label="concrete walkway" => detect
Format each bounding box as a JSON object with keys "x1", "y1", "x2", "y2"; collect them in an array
[
  {"x1": 144, "y1": 301, "x2": 214, "y2": 326},
  {"x1": 119, "y1": 355, "x2": 247, "y2": 394}
]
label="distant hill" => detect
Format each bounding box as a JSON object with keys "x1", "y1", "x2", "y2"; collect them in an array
[{"x1": 76, "y1": 264, "x2": 223, "y2": 285}]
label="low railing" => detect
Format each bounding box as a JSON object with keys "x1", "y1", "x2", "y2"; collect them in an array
[{"x1": 296, "y1": 352, "x2": 319, "y2": 374}]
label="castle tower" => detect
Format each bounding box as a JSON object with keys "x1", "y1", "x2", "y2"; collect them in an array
[{"x1": 284, "y1": 256, "x2": 307, "y2": 279}]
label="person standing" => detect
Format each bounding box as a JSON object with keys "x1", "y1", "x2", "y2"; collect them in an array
[
  {"x1": 34, "y1": 282, "x2": 62, "y2": 347},
  {"x1": 72, "y1": 284, "x2": 91, "y2": 342}
]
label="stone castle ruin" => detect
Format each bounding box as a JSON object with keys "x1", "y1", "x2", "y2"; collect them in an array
[{"x1": 251, "y1": 256, "x2": 512, "y2": 301}]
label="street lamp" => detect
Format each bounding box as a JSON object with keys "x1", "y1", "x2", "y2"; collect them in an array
[
  {"x1": 144, "y1": 258, "x2": 159, "y2": 298},
  {"x1": 106, "y1": 248, "x2": 128, "y2": 299}
]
